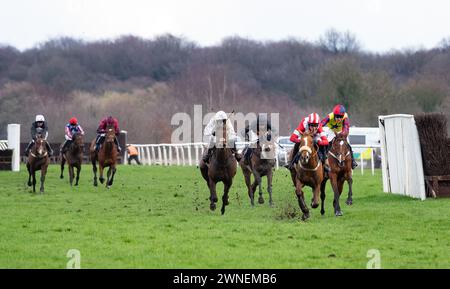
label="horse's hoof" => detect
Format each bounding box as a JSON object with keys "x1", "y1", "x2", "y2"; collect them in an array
[
  {"x1": 99, "y1": 178, "x2": 105, "y2": 184},
  {"x1": 27, "y1": 182, "x2": 31, "y2": 187},
  {"x1": 210, "y1": 203, "x2": 216, "y2": 211},
  {"x1": 311, "y1": 202, "x2": 319, "y2": 209},
  {"x1": 335, "y1": 211, "x2": 343, "y2": 217},
  {"x1": 221, "y1": 207, "x2": 225, "y2": 215},
  {"x1": 93, "y1": 182, "x2": 98, "y2": 187},
  {"x1": 75, "y1": 183, "x2": 78, "y2": 186},
  {"x1": 301, "y1": 213, "x2": 310, "y2": 221},
  {"x1": 258, "y1": 197, "x2": 264, "y2": 204},
  {"x1": 346, "y1": 199, "x2": 353, "y2": 206},
  {"x1": 106, "y1": 186, "x2": 110, "y2": 189},
  {"x1": 60, "y1": 175, "x2": 63, "y2": 179},
  {"x1": 269, "y1": 201, "x2": 274, "y2": 207},
  {"x1": 320, "y1": 210, "x2": 325, "y2": 215}
]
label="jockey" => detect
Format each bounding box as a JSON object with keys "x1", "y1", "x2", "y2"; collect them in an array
[
  {"x1": 202, "y1": 111, "x2": 241, "y2": 163},
  {"x1": 320, "y1": 104, "x2": 357, "y2": 169},
  {"x1": 24, "y1": 114, "x2": 53, "y2": 157},
  {"x1": 287, "y1": 112, "x2": 330, "y2": 172},
  {"x1": 61, "y1": 117, "x2": 85, "y2": 154},
  {"x1": 95, "y1": 116, "x2": 121, "y2": 153}
]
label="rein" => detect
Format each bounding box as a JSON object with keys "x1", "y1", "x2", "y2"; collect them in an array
[{"x1": 30, "y1": 151, "x2": 48, "y2": 158}]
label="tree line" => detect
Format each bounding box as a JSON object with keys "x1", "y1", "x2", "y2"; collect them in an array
[{"x1": 1, "y1": 29, "x2": 449, "y2": 142}]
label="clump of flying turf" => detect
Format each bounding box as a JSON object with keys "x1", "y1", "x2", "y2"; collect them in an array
[
  {"x1": 415, "y1": 113, "x2": 450, "y2": 176},
  {"x1": 275, "y1": 201, "x2": 299, "y2": 220}
]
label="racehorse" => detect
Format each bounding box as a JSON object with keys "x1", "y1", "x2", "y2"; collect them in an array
[
  {"x1": 27, "y1": 131, "x2": 50, "y2": 193},
  {"x1": 90, "y1": 127, "x2": 117, "y2": 188},
  {"x1": 199, "y1": 119, "x2": 237, "y2": 215},
  {"x1": 239, "y1": 131, "x2": 276, "y2": 206},
  {"x1": 289, "y1": 132, "x2": 325, "y2": 221},
  {"x1": 60, "y1": 132, "x2": 84, "y2": 186},
  {"x1": 320, "y1": 133, "x2": 353, "y2": 216}
]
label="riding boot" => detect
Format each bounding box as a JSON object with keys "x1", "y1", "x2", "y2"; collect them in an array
[
  {"x1": 231, "y1": 142, "x2": 242, "y2": 162},
  {"x1": 46, "y1": 142, "x2": 54, "y2": 156},
  {"x1": 244, "y1": 147, "x2": 253, "y2": 164},
  {"x1": 202, "y1": 147, "x2": 213, "y2": 164},
  {"x1": 24, "y1": 140, "x2": 34, "y2": 157},
  {"x1": 286, "y1": 142, "x2": 300, "y2": 169},
  {"x1": 61, "y1": 140, "x2": 69, "y2": 154},
  {"x1": 319, "y1": 146, "x2": 330, "y2": 172},
  {"x1": 95, "y1": 135, "x2": 104, "y2": 152},
  {"x1": 114, "y1": 137, "x2": 122, "y2": 153},
  {"x1": 348, "y1": 143, "x2": 358, "y2": 169}
]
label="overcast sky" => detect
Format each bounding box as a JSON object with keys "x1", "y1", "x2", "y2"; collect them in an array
[{"x1": 1, "y1": 0, "x2": 449, "y2": 52}]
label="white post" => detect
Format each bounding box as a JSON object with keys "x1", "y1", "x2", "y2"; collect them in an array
[
  {"x1": 151, "y1": 146, "x2": 156, "y2": 164},
  {"x1": 175, "y1": 146, "x2": 180, "y2": 165},
  {"x1": 195, "y1": 146, "x2": 199, "y2": 166},
  {"x1": 7, "y1": 124, "x2": 20, "y2": 172},
  {"x1": 187, "y1": 145, "x2": 192, "y2": 166},
  {"x1": 371, "y1": 148, "x2": 375, "y2": 176},
  {"x1": 145, "y1": 146, "x2": 151, "y2": 165},
  {"x1": 360, "y1": 152, "x2": 364, "y2": 175},
  {"x1": 168, "y1": 146, "x2": 173, "y2": 166},
  {"x1": 157, "y1": 146, "x2": 163, "y2": 165},
  {"x1": 181, "y1": 146, "x2": 186, "y2": 166},
  {"x1": 163, "y1": 146, "x2": 168, "y2": 166}
]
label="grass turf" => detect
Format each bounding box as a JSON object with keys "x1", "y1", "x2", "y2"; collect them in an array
[{"x1": 0, "y1": 164, "x2": 449, "y2": 268}]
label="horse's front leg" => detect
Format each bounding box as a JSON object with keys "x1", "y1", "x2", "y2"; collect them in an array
[
  {"x1": 69, "y1": 165, "x2": 74, "y2": 186},
  {"x1": 320, "y1": 179, "x2": 327, "y2": 215},
  {"x1": 40, "y1": 165, "x2": 47, "y2": 193},
  {"x1": 27, "y1": 165, "x2": 32, "y2": 187},
  {"x1": 209, "y1": 179, "x2": 218, "y2": 211},
  {"x1": 329, "y1": 174, "x2": 343, "y2": 216},
  {"x1": 92, "y1": 159, "x2": 98, "y2": 186},
  {"x1": 221, "y1": 179, "x2": 232, "y2": 215},
  {"x1": 32, "y1": 170, "x2": 36, "y2": 193},
  {"x1": 243, "y1": 170, "x2": 254, "y2": 206},
  {"x1": 267, "y1": 170, "x2": 273, "y2": 207},
  {"x1": 60, "y1": 156, "x2": 65, "y2": 179},
  {"x1": 107, "y1": 166, "x2": 116, "y2": 187},
  {"x1": 295, "y1": 179, "x2": 309, "y2": 221},
  {"x1": 346, "y1": 176, "x2": 353, "y2": 205},
  {"x1": 254, "y1": 172, "x2": 264, "y2": 205},
  {"x1": 99, "y1": 166, "x2": 105, "y2": 184},
  {"x1": 75, "y1": 165, "x2": 81, "y2": 186}
]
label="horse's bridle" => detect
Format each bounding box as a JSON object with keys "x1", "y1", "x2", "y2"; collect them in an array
[
  {"x1": 329, "y1": 139, "x2": 351, "y2": 167},
  {"x1": 298, "y1": 136, "x2": 320, "y2": 171},
  {"x1": 30, "y1": 138, "x2": 48, "y2": 159}
]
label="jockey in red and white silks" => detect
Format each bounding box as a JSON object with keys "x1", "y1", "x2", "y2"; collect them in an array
[{"x1": 288, "y1": 112, "x2": 330, "y2": 171}]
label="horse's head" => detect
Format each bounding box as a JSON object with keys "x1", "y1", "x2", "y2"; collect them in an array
[
  {"x1": 299, "y1": 133, "x2": 315, "y2": 165},
  {"x1": 330, "y1": 134, "x2": 350, "y2": 168},
  {"x1": 72, "y1": 132, "x2": 84, "y2": 149},
  {"x1": 33, "y1": 134, "x2": 48, "y2": 158},
  {"x1": 106, "y1": 128, "x2": 115, "y2": 143}
]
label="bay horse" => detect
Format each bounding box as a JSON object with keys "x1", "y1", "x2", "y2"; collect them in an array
[
  {"x1": 199, "y1": 119, "x2": 237, "y2": 215},
  {"x1": 90, "y1": 127, "x2": 117, "y2": 188},
  {"x1": 239, "y1": 131, "x2": 276, "y2": 206},
  {"x1": 320, "y1": 133, "x2": 353, "y2": 216},
  {"x1": 289, "y1": 132, "x2": 325, "y2": 221},
  {"x1": 60, "y1": 132, "x2": 84, "y2": 186},
  {"x1": 27, "y1": 132, "x2": 50, "y2": 193}
]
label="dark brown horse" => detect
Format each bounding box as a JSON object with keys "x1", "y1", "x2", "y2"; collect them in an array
[
  {"x1": 289, "y1": 132, "x2": 325, "y2": 220},
  {"x1": 60, "y1": 132, "x2": 84, "y2": 186},
  {"x1": 27, "y1": 133, "x2": 50, "y2": 193},
  {"x1": 321, "y1": 133, "x2": 353, "y2": 216},
  {"x1": 239, "y1": 131, "x2": 276, "y2": 206},
  {"x1": 90, "y1": 128, "x2": 117, "y2": 188},
  {"x1": 199, "y1": 119, "x2": 237, "y2": 215}
]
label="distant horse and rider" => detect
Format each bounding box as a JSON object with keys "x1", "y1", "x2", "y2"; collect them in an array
[
  {"x1": 60, "y1": 117, "x2": 85, "y2": 186},
  {"x1": 90, "y1": 116, "x2": 121, "y2": 188},
  {"x1": 26, "y1": 127, "x2": 50, "y2": 193},
  {"x1": 200, "y1": 111, "x2": 241, "y2": 215},
  {"x1": 239, "y1": 115, "x2": 277, "y2": 207}
]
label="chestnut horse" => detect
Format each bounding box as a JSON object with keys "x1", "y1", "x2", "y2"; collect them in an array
[
  {"x1": 239, "y1": 131, "x2": 276, "y2": 206},
  {"x1": 90, "y1": 127, "x2": 117, "y2": 188},
  {"x1": 289, "y1": 132, "x2": 325, "y2": 221},
  {"x1": 320, "y1": 133, "x2": 353, "y2": 216},
  {"x1": 60, "y1": 132, "x2": 84, "y2": 186},
  {"x1": 199, "y1": 119, "x2": 237, "y2": 215},
  {"x1": 27, "y1": 133, "x2": 50, "y2": 193}
]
